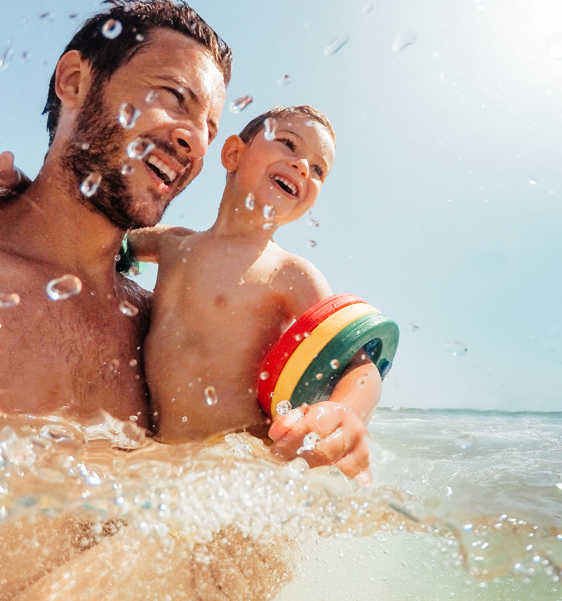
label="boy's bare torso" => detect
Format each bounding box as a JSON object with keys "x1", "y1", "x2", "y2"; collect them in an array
[
  {"x1": 145, "y1": 228, "x2": 324, "y2": 441},
  {"x1": 0, "y1": 249, "x2": 152, "y2": 428}
]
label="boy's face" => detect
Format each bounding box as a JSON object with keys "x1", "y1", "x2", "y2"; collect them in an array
[{"x1": 236, "y1": 114, "x2": 336, "y2": 225}]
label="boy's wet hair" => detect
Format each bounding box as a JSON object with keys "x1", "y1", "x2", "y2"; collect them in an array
[
  {"x1": 238, "y1": 105, "x2": 336, "y2": 145},
  {"x1": 44, "y1": 0, "x2": 232, "y2": 145}
]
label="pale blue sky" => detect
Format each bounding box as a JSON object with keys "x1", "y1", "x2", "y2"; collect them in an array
[{"x1": 1, "y1": 0, "x2": 561, "y2": 411}]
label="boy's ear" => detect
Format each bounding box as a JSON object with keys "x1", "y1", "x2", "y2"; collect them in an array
[
  {"x1": 55, "y1": 50, "x2": 92, "y2": 110},
  {"x1": 221, "y1": 135, "x2": 246, "y2": 172}
]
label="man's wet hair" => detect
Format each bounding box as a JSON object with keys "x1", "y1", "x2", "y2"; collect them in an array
[
  {"x1": 238, "y1": 105, "x2": 336, "y2": 146},
  {"x1": 44, "y1": 0, "x2": 232, "y2": 145}
]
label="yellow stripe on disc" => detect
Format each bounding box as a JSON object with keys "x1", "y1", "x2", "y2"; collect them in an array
[{"x1": 271, "y1": 303, "x2": 379, "y2": 415}]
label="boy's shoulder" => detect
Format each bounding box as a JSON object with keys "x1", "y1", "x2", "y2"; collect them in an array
[{"x1": 269, "y1": 244, "x2": 332, "y2": 316}]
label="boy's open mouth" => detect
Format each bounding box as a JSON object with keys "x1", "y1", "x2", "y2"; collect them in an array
[
  {"x1": 145, "y1": 155, "x2": 178, "y2": 186},
  {"x1": 272, "y1": 175, "x2": 298, "y2": 197}
]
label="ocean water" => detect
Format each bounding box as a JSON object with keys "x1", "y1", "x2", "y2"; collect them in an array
[{"x1": 0, "y1": 408, "x2": 560, "y2": 600}]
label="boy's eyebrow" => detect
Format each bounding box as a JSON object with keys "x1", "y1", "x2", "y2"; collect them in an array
[{"x1": 157, "y1": 75, "x2": 219, "y2": 138}]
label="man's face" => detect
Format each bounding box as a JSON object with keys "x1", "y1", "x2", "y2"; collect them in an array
[{"x1": 63, "y1": 28, "x2": 226, "y2": 229}]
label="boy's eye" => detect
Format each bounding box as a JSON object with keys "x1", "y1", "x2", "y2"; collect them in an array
[
  {"x1": 278, "y1": 138, "x2": 295, "y2": 151},
  {"x1": 313, "y1": 166, "x2": 324, "y2": 178}
]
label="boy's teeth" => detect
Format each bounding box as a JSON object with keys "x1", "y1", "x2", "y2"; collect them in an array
[
  {"x1": 273, "y1": 175, "x2": 297, "y2": 196},
  {"x1": 146, "y1": 155, "x2": 178, "y2": 183}
]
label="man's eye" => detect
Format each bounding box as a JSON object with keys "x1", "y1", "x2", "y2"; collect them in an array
[{"x1": 164, "y1": 87, "x2": 183, "y2": 104}]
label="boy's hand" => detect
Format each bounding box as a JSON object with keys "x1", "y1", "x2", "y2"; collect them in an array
[
  {"x1": 268, "y1": 401, "x2": 373, "y2": 486},
  {"x1": 0, "y1": 152, "x2": 31, "y2": 197}
]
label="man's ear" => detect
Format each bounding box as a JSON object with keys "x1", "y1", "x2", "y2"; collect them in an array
[
  {"x1": 55, "y1": 50, "x2": 91, "y2": 110},
  {"x1": 221, "y1": 135, "x2": 246, "y2": 172}
]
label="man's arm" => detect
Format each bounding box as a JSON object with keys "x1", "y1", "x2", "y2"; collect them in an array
[{"x1": 268, "y1": 255, "x2": 381, "y2": 484}]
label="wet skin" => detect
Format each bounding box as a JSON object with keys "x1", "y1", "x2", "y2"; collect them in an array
[{"x1": 0, "y1": 29, "x2": 226, "y2": 429}]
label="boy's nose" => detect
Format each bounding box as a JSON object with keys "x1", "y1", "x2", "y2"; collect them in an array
[{"x1": 292, "y1": 158, "x2": 309, "y2": 178}]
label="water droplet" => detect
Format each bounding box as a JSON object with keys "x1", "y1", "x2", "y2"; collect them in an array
[
  {"x1": 245, "y1": 193, "x2": 255, "y2": 210},
  {"x1": 127, "y1": 137, "x2": 155, "y2": 160},
  {"x1": 263, "y1": 205, "x2": 276, "y2": 220},
  {"x1": 315, "y1": 373, "x2": 324, "y2": 381},
  {"x1": 455, "y1": 434, "x2": 476, "y2": 450},
  {"x1": 264, "y1": 117, "x2": 276, "y2": 141},
  {"x1": 263, "y1": 223, "x2": 275, "y2": 230},
  {"x1": 136, "y1": 33, "x2": 145, "y2": 42},
  {"x1": 80, "y1": 173, "x2": 102, "y2": 197},
  {"x1": 69, "y1": 13, "x2": 79, "y2": 20},
  {"x1": 145, "y1": 90, "x2": 158, "y2": 104},
  {"x1": 259, "y1": 371, "x2": 269, "y2": 381},
  {"x1": 119, "y1": 301, "x2": 139, "y2": 317},
  {"x1": 46, "y1": 275, "x2": 82, "y2": 301},
  {"x1": 308, "y1": 218, "x2": 319, "y2": 227},
  {"x1": 276, "y1": 400, "x2": 292, "y2": 415},
  {"x1": 307, "y1": 240, "x2": 317, "y2": 248},
  {"x1": 181, "y1": 416, "x2": 187, "y2": 423},
  {"x1": 407, "y1": 323, "x2": 420, "y2": 332},
  {"x1": 114, "y1": 254, "x2": 121, "y2": 262},
  {"x1": 129, "y1": 415, "x2": 138, "y2": 422},
  {"x1": 464, "y1": 524, "x2": 473, "y2": 531},
  {"x1": 101, "y1": 19, "x2": 123, "y2": 40},
  {"x1": 278, "y1": 74, "x2": 291, "y2": 86},
  {"x1": 444, "y1": 341, "x2": 468, "y2": 356},
  {"x1": 39, "y1": 12, "x2": 50, "y2": 19},
  {"x1": 392, "y1": 30, "x2": 417, "y2": 53},
  {"x1": 81, "y1": 141, "x2": 90, "y2": 151},
  {"x1": 295, "y1": 334, "x2": 302, "y2": 342},
  {"x1": 229, "y1": 95, "x2": 253, "y2": 114},
  {"x1": 301, "y1": 432, "x2": 322, "y2": 452},
  {"x1": 324, "y1": 32, "x2": 350, "y2": 56},
  {"x1": 0, "y1": 292, "x2": 20, "y2": 308},
  {"x1": 362, "y1": 2, "x2": 375, "y2": 13},
  {"x1": 121, "y1": 164, "x2": 135, "y2": 176},
  {"x1": 330, "y1": 359, "x2": 340, "y2": 369},
  {"x1": 129, "y1": 359, "x2": 137, "y2": 367},
  {"x1": 547, "y1": 33, "x2": 562, "y2": 60},
  {"x1": 118, "y1": 103, "x2": 141, "y2": 129},
  {"x1": 526, "y1": 176, "x2": 539, "y2": 186},
  {"x1": 205, "y1": 386, "x2": 218, "y2": 406}
]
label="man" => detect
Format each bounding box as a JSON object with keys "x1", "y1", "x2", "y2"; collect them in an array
[{"x1": 0, "y1": 0, "x2": 229, "y2": 431}]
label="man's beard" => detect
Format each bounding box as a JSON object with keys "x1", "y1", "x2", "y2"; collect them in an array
[{"x1": 60, "y1": 82, "x2": 168, "y2": 230}]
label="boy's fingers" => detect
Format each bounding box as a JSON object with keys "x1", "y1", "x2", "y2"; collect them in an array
[
  {"x1": 268, "y1": 406, "x2": 306, "y2": 443},
  {"x1": 333, "y1": 438, "x2": 372, "y2": 479},
  {"x1": 0, "y1": 151, "x2": 20, "y2": 187}
]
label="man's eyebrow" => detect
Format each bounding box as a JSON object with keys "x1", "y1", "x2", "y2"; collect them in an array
[{"x1": 156, "y1": 75, "x2": 218, "y2": 137}]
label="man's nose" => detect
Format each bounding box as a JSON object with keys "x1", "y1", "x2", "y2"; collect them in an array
[
  {"x1": 171, "y1": 124, "x2": 208, "y2": 161},
  {"x1": 292, "y1": 158, "x2": 309, "y2": 178}
]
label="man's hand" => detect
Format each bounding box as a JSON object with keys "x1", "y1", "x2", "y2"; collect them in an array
[
  {"x1": 0, "y1": 152, "x2": 21, "y2": 188},
  {"x1": 268, "y1": 401, "x2": 373, "y2": 486}
]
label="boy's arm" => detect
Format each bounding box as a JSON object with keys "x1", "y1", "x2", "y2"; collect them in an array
[
  {"x1": 127, "y1": 225, "x2": 195, "y2": 264},
  {"x1": 268, "y1": 256, "x2": 381, "y2": 484}
]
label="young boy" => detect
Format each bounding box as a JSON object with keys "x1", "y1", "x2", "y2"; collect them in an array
[{"x1": 127, "y1": 106, "x2": 381, "y2": 482}]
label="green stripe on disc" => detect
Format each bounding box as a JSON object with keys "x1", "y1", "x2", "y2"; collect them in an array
[{"x1": 289, "y1": 313, "x2": 399, "y2": 408}]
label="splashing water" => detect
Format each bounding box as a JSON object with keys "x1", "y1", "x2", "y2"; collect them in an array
[
  {"x1": 278, "y1": 74, "x2": 292, "y2": 86},
  {"x1": 118, "y1": 103, "x2": 141, "y2": 129},
  {"x1": 0, "y1": 409, "x2": 559, "y2": 599},
  {"x1": 0, "y1": 46, "x2": 14, "y2": 71},
  {"x1": 393, "y1": 30, "x2": 417, "y2": 53},
  {"x1": 119, "y1": 301, "x2": 139, "y2": 317},
  {"x1": 229, "y1": 95, "x2": 253, "y2": 114},
  {"x1": 204, "y1": 386, "x2": 218, "y2": 406},
  {"x1": 307, "y1": 240, "x2": 317, "y2": 248},
  {"x1": 324, "y1": 32, "x2": 350, "y2": 56},
  {"x1": 298, "y1": 432, "x2": 322, "y2": 454},
  {"x1": 46, "y1": 275, "x2": 82, "y2": 301},
  {"x1": 263, "y1": 205, "x2": 276, "y2": 220},
  {"x1": 127, "y1": 138, "x2": 155, "y2": 160},
  {"x1": 0, "y1": 292, "x2": 20, "y2": 309},
  {"x1": 308, "y1": 218, "x2": 319, "y2": 227},
  {"x1": 245, "y1": 193, "x2": 255, "y2": 210},
  {"x1": 101, "y1": 19, "x2": 123, "y2": 40},
  {"x1": 80, "y1": 172, "x2": 102, "y2": 197},
  {"x1": 264, "y1": 117, "x2": 276, "y2": 141}
]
